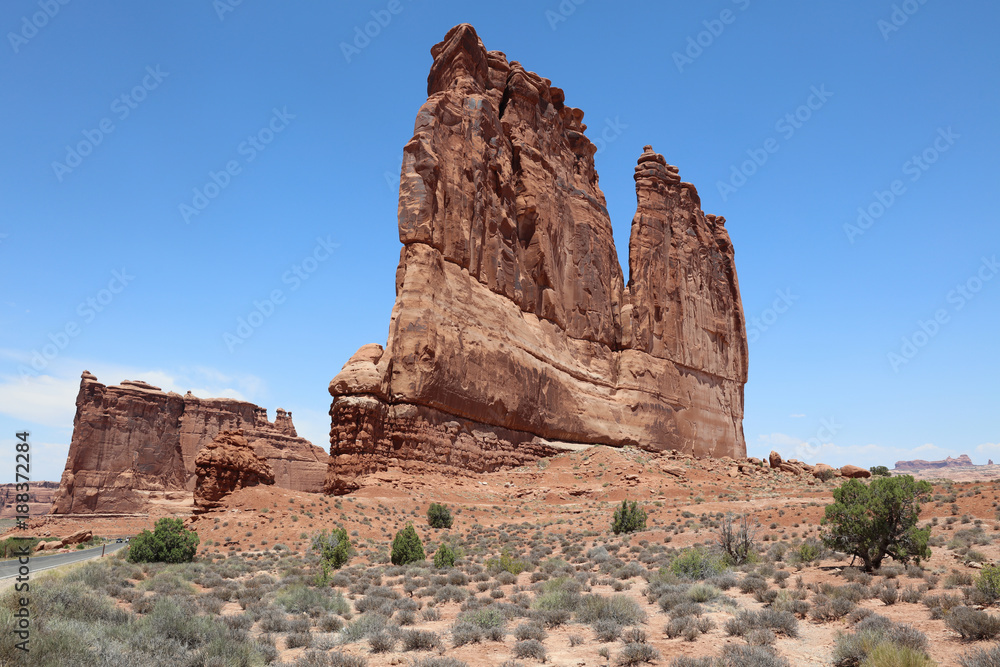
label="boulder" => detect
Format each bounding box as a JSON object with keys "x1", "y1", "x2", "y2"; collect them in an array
[
  {"x1": 840, "y1": 465, "x2": 872, "y2": 479},
  {"x1": 769, "y1": 451, "x2": 783, "y2": 468},
  {"x1": 325, "y1": 24, "x2": 749, "y2": 493}
]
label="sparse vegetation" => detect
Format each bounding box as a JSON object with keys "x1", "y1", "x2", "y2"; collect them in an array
[{"x1": 428, "y1": 502, "x2": 454, "y2": 529}]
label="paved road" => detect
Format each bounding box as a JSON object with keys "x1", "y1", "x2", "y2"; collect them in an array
[{"x1": 0, "y1": 542, "x2": 128, "y2": 579}]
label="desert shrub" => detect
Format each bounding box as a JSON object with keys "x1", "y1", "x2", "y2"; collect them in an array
[
  {"x1": 533, "y1": 576, "x2": 582, "y2": 613},
  {"x1": 451, "y1": 622, "x2": 483, "y2": 647},
  {"x1": 434, "y1": 543, "x2": 457, "y2": 568},
  {"x1": 487, "y1": 548, "x2": 527, "y2": 576},
  {"x1": 577, "y1": 594, "x2": 646, "y2": 626},
  {"x1": 391, "y1": 524, "x2": 425, "y2": 566},
  {"x1": 412, "y1": 659, "x2": 469, "y2": 667},
  {"x1": 959, "y1": 645, "x2": 1000, "y2": 667},
  {"x1": 947, "y1": 607, "x2": 1000, "y2": 640},
  {"x1": 687, "y1": 583, "x2": 720, "y2": 603},
  {"x1": 670, "y1": 659, "x2": 714, "y2": 667},
  {"x1": 368, "y1": 631, "x2": 395, "y2": 653},
  {"x1": 327, "y1": 654, "x2": 368, "y2": 667},
  {"x1": 401, "y1": 629, "x2": 440, "y2": 651},
  {"x1": 670, "y1": 548, "x2": 726, "y2": 581},
  {"x1": 879, "y1": 585, "x2": 899, "y2": 606},
  {"x1": 822, "y1": 476, "x2": 932, "y2": 572},
  {"x1": 612, "y1": 500, "x2": 647, "y2": 535},
  {"x1": 870, "y1": 466, "x2": 891, "y2": 477},
  {"x1": 976, "y1": 564, "x2": 1000, "y2": 602},
  {"x1": 340, "y1": 612, "x2": 391, "y2": 644},
  {"x1": 858, "y1": 642, "x2": 935, "y2": 666},
  {"x1": 593, "y1": 619, "x2": 622, "y2": 642},
  {"x1": 127, "y1": 518, "x2": 199, "y2": 563},
  {"x1": 796, "y1": 540, "x2": 822, "y2": 564},
  {"x1": 833, "y1": 614, "x2": 929, "y2": 666},
  {"x1": 817, "y1": 468, "x2": 837, "y2": 482},
  {"x1": 719, "y1": 645, "x2": 791, "y2": 667},
  {"x1": 277, "y1": 582, "x2": 350, "y2": 615},
  {"x1": 617, "y1": 642, "x2": 660, "y2": 666},
  {"x1": 724, "y1": 609, "x2": 798, "y2": 638},
  {"x1": 312, "y1": 527, "x2": 352, "y2": 581},
  {"x1": 718, "y1": 513, "x2": 760, "y2": 565},
  {"x1": 427, "y1": 503, "x2": 453, "y2": 529},
  {"x1": 433, "y1": 584, "x2": 469, "y2": 603},
  {"x1": 514, "y1": 620, "x2": 547, "y2": 642},
  {"x1": 512, "y1": 639, "x2": 547, "y2": 661}
]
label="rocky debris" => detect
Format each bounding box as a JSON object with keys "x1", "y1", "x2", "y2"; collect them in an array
[
  {"x1": 0, "y1": 481, "x2": 59, "y2": 518},
  {"x1": 895, "y1": 455, "x2": 975, "y2": 470},
  {"x1": 51, "y1": 372, "x2": 329, "y2": 514},
  {"x1": 840, "y1": 465, "x2": 872, "y2": 479},
  {"x1": 36, "y1": 528, "x2": 92, "y2": 551},
  {"x1": 326, "y1": 24, "x2": 748, "y2": 493},
  {"x1": 194, "y1": 430, "x2": 275, "y2": 512}
]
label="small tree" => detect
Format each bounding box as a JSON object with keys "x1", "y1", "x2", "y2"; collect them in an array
[
  {"x1": 127, "y1": 518, "x2": 199, "y2": 563},
  {"x1": 434, "y1": 542, "x2": 456, "y2": 568},
  {"x1": 821, "y1": 475, "x2": 931, "y2": 572},
  {"x1": 391, "y1": 523, "x2": 425, "y2": 565},
  {"x1": 611, "y1": 500, "x2": 647, "y2": 535},
  {"x1": 427, "y1": 502, "x2": 453, "y2": 529},
  {"x1": 312, "y1": 527, "x2": 351, "y2": 582},
  {"x1": 718, "y1": 513, "x2": 759, "y2": 565},
  {"x1": 870, "y1": 466, "x2": 891, "y2": 477}
]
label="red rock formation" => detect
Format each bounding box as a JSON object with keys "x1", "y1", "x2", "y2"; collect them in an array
[
  {"x1": 0, "y1": 481, "x2": 59, "y2": 519},
  {"x1": 194, "y1": 430, "x2": 275, "y2": 511},
  {"x1": 51, "y1": 372, "x2": 328, "y2": 513},
  {"x1": 326, "y1": 24, "x2": 748, "y2": 493},
  {"x1": 894, "y1": 455, "x2": 975, "y2": 470}
]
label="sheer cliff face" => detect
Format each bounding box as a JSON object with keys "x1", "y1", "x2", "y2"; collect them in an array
[
  {"x1": 51, "y1": 372, "x2": 328, "y2": 513},
  {"x1": 326, "y1": 24, "x2": 748, "y2": 493}
]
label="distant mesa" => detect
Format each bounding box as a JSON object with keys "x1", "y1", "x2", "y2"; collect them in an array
[
  {"x1": 894, "y1": 454, "x2": 975, "y2": 471},
  {"x1": 325, "y1": 23, "x2": 749, "y2": 494},
  {"x1": 50, "y1": 371, "x2": 328, "y2": 514}
]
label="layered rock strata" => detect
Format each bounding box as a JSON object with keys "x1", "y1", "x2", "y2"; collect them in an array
[
  {"x1": 51, "y1": 372, "x2": 327, "y2": 513},
  {"x1": 194, "y1": 430, "x2": 275, "y2": 511},
  {"x1": 326, "y1": 24, "x2": 748, "y2": 493}
]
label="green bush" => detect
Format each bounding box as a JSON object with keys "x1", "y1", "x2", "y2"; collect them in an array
[
  {"x1": 976, "y1": 564, "x2": 1000, "y2": 601},
  {"x1": 312, "y1": 527, "x2": 351, "y2": 581},
  {"x1": 870, "y1": 466, "x2": 891, "y2": 477},
  {"x1": 486, "y1": 548, "x2": 526, "y2": 575},
  {"x1": 822, "y1": 475, "x2": 932, "y2": 572},
  {"x1": 127, "y1": 518, "x2": 199, "y2": 563},
  {"x1": 612, "y1": 500, "x2": 647, "y2": 535},
  {"x1": 670, "y1": 548, "x2": 726, "y2": 580},
  {"x1": 796, "y1": 540, "x2": 822, "y2": 563},
  {"x1": 434, "y1": 543, "x2": 457, "y2": 568},
  {"x1": 391, "y1": 524, "x2": 425, "y2": 566},
  {"x1": 427, "y1": 503, "x2": 453, "y2": 529}
]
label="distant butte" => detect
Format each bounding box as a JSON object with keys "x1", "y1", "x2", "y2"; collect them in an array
[
  {"x1": 51, "y1": 372, "x2": 328, "y2": 514},
  {"x1": 324, "y1": 24, "x2": 749, "y2": 494}
]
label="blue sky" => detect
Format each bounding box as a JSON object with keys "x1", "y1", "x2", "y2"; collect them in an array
[{"x1": 1, "y1": 1, "x2": 997, "y2": 483}]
